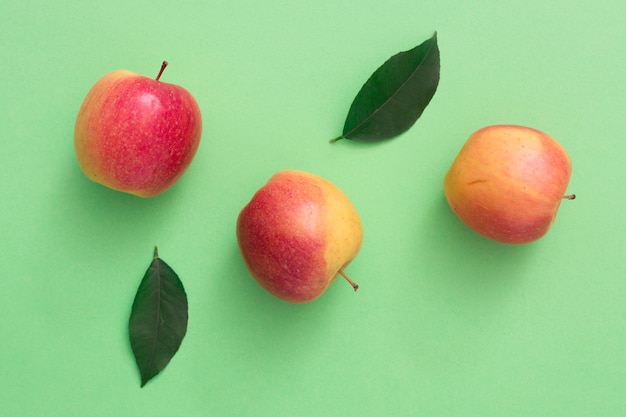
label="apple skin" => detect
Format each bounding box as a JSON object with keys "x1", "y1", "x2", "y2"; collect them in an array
[
  {"x1": 444, "y1": 125, "x2": 573, "y2": 244},
  {"x1": 236, "y1": 170, "x2": 363, "y2": 303},
  {"x1": 74, "y1": 64, "x2": 202, "y2": 197}
]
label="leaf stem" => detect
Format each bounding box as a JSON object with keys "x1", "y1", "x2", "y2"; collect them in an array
[
  {"x1": 153, "y1": 246, "x2": 159, "y2": 259},
  {"x1": 338, "y1": 269, "x2": 358, "y2": 292},
  {"x1": 329, "y1": 136, "x2": 345, "y2": 143}
]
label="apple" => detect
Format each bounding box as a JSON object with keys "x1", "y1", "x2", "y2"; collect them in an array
[
  {"x1": 236, "y1": 170, "x2": 363, "y2": 303},
  {"x1": 444, "y1": 125, "x2": 575, "y2": 244},
  {"x1": 74, "y1": 61, "x2": 202, "y2": 197}
]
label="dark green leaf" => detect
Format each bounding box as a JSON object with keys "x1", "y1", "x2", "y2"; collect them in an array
[
  {"x1": 331, "y1": 32, "x2": 440, "y2": 143},
  {"x1": 128, "y1": 247, "x2": 188, "y2": 387}
]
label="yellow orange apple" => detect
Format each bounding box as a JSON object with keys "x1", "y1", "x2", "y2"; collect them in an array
[
  {"x1": 444, "y1": 125, "x2": 575, "y2": 244},
  {"x1": 236, "y1": 170, "x2": 363, "y2": 303},
  {"x1": 74, "y1": 62, "x2": 202, "y2": 197}
]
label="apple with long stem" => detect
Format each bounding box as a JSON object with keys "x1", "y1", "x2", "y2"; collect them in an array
[
  {"x1": 74, "y1": 61, "x2": 202, "y2": 197},
  {"x1": 236, "y1": 170, "x2": 363, "y2": 303},
  {"x1": 444, "y1": 125, "x2": 575, "y2": 244}
]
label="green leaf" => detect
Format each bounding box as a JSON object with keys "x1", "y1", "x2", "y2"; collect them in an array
[
  {"x1": 128, "y1": 247, "x2": 188, "y2": 387},
  {"x1": 331, "y1": 32, "x2": 440, "y2": 143}
]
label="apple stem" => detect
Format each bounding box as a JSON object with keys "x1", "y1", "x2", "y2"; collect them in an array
[
  {"x1": 156, "y1": 61, "x2": 168, "y2": 81},
  {"x1": 338, "y1": 269, "x2": 359, "y2": 292},
  {"x1": 563, "y1": 194, "x2": 576, "y2": 200}
]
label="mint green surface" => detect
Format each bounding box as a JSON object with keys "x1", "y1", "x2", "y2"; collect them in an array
[{"x1": 1, "y1": 1, "x2": 625, "y2": 416}]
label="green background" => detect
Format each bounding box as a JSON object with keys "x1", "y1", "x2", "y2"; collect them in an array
[{"x1": 1, "y1": 0, "x2": 624, "y2": 416}]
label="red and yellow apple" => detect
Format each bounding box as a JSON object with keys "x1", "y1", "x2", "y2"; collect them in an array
[
  {"x1": 444, "y1": 124, "x2": 575, "y2": 244},
  {"x1": 74, "y1": 61, "x2": 202, "y2": 197},
  {"x1": 236, "y1": 170, "x2": 363, "y2": 303}
]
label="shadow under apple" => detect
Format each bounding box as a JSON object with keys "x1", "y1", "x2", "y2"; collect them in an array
[
  {"x1": 198, "y1": 243, "x2": 347, "y2": 362},
  {"x1": 48, "y1": 153, "x2": 192, "y2": 260},
  {"x1": 414, "y1": 195, "x2": 538, "y2": 298}
]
